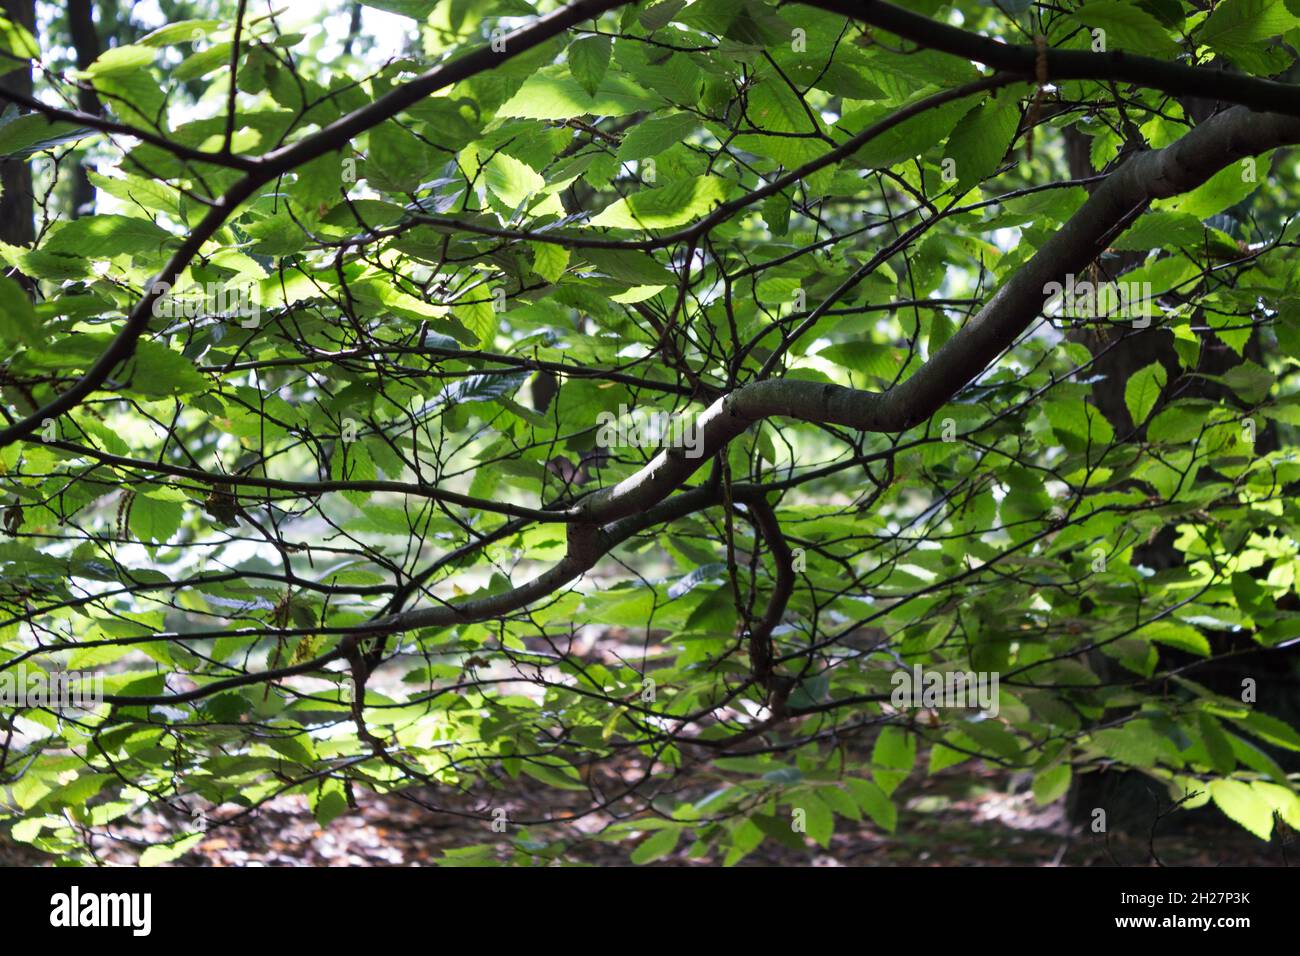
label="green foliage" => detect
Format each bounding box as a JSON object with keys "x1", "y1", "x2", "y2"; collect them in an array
[{"x1": 1, "y1": 0, "x2": 1299, "y2": 868}]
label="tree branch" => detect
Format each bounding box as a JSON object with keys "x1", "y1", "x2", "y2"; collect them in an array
[{"x1": 802, "y1": 0, "x2": 1300, "y2": 118}]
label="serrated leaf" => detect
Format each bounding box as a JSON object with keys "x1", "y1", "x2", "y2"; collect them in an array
[
  {"x1": 568, "y1": 35, "x2": 611, "y2": 98},
  {"x1": 844, "y1": 778, "x2": 897, "y2": 832},
  {"x1": 130, "y1": 495, "x2": 184, "y2": 545},
  {"x1": 482, "y1": 152, "x2": 545, "y2": 212},
  {"x1": 640, "y1": 0, "x2": 687, "y2": 31},
  {"x1": 1092, "y1": 720, "x2": 1168, "y2": 769},
  {"x1": 531, "y1": 242, "x2": 569, "y2": 283},
  {"x1": 453, "y1": 296, "x2": 498, "y2": 348},
  {"x1": 1112, "y1": 211, "x2": 1204, "y2": 251},
  {"x1": 331, "y1": 440, "x2": 375, "y2": 507},
  {"x1": 616, "y1": 112, "x2": 699, "y2": 163},
  {"x1": 1125, "y1": 360, "x2": 1166, "y2": 426},
  {"x1": 1073, "y1": 1, "x2": 1179, "y2": 57},
  {"x1": 1208, "y1": 778, "x2": 1275, "y2": 840},
  {"x1": 1142, "y1": 620, "x2": 1210, "y2": 656},
  {"x1": 30, "y1": 334, "x2": 207, "y2": 396},
  {"x1": 1201, "y1": 0, "x2": 1300, "y2": 50},
  {"x1": 43, "y1": 214, "x2": 174, "y2": 258},
  {"x1": 1162, "y1": 157, "x2": 1264, "y2": 220},
  {"x1": 943, "y1": 91, "x2": 1019, "y2": 193},
  {"x1": 589, "y1": 175, "x2": 727, "y2": 230},
  {"x1": 497, "y1": 69, "x2": 661, "y2": 120},
  {"x1": 1217, "y1": 360, "x2": 1274, "y2": 404}
]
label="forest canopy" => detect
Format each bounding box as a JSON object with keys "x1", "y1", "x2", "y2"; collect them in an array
[{"x1": 1, "y1": 0, "x2": 1300, "y2": 866}]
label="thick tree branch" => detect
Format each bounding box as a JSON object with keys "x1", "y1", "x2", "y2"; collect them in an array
[
  {"x1": 569, "y1": 106, "x2": 1300, "y2": 527},
  {"x1": 191, "y1": 106, "x2": 1300, "y2": 652},
  {"x1": 802, "y1": 0, "x2": 1300, "y2": 118}
]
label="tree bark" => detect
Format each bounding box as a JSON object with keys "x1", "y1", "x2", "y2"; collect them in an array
[
  {"x1": 65, "y1": 0, "x2": 103, "y2": 217},
  {"x1": 0, "y1": 0, "x2": 36, "y2": 252}
]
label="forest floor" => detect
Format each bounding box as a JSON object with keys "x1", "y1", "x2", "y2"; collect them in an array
[
  {"x1": 4, "y1": 621, "x2": 1294, "y2": 866},
  {"x1": 3, "y1": 757, "x2": 1291, "y2": 867}
]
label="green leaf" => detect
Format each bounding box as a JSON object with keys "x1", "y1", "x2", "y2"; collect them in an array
[
  {"x1": 1230, "y1": 711, "x2": 1300, "y2": 751},
  {"x1": 568, "y1": 35, "x2": 611, "y2": 98},
  {"x1": 367, "y1": 120, "x2": 437, "y2": 194},
  {"x1": 1125, "y1": 360, "x2": 1166, "y2": 426},
  {"x1": 630, "y1": 826, "x2": 680, "y2": 863},
  {"x1": 747, "y1": 77, "x2": 822, "y2": 135},
  {"x1": 960, "y1": 719, "x2": 1023, "y2": 762},
  {"x1": 0, "y1": 274, "x2": 37, "y2": 345},
  {"x1": 0, "y1": 15, "x2": 39, "y2": 60},
  {"x1": 1201, "y1": 0, "x2": 1300, "y2": 53},
  {"x1": 87, "y1": 170, "x2": 180, "y2": 215},
  {"x1": 799, "y1": 792, "x2": 835, "y2": 849},
  {"x1": 1092, "y1": 720, "x2": 1169, "y2": 769},
  {"x1": 581, "y1": 248, "x2": 675, "y2": 285},
  {"x1": 497, "y1": 69, "x2": 661, "y2": 120},
  {"x1": 1208, "y1": 778, "x2": 1275, "y2": 840},
  {"x1": 137, "y1": 20, "x2": 223, "y2": 47},
  {"x1": 616, "y1": 112, "x2": 699, "y2": 163},
  {"x1": 32, "y1": 334, "x2": 208, "y2": 396},
  {"x1": 361, "y1": 1, "x2": 438, "y2": 18},
  {"x1": 943, "y1": 90, "x2": 1020, "y2": 193},
  {"x1": 762, "y1": 191, "x2": 791, "y2": 236},
  {"x1": 1217, "y1": 360, "x2": 1274, "y2": 404},
  {"x1": 139, "y1": 832, "x2": 203, "y2": 866},
  {"x1": 520, "y1": 759, "x2": 588, "y2": 791},
  {"x1": 130, "y1": 495, "x2": 184, "y2": 545},
  {"x1": 640, "y1": 0, "x2": 687, "y2": 32},
  {"x1": 173, "y1": 42, "x2": 233, "y2": 82},
  {"x1": 331, "y1": 440, "x2": 376, "y2": 507},
  {"x1": 589, "y1": 175, "x2": 727, "y2": 230},
  {"x1": 1072, "y1": 1, "x2": 1180, "y2": 57},
  {"x1": 531, "y1": 242, "x2": 569, "y2": 283},
  {"x1": 43, "y1": 214, "x2": 174, "y2": 258},
  {"x1": 1161, "y1": 156, "x2": 1264, "y2": 220},
  {"x1": 850, "y1": 97, "x2": 976, "y2": 170},
  {"x1": 453, "y1": 297, "x2": 498, "y2": 348},
  {"x1": 1112, "y1": 211, "x2": 1205, "y2": 251},
  {"x1": 1032, "y1": 763, "x2": 1072, "y2": 805},
  {"x1": 81, "y1": 44, "x2": 157, "y2": 77},
  {"x1": 1197, "y1": 712, "x2": 1237, "y2": 774},
  {"x1": 1141, "y1": 620, "x2": 1210, "y2": 656},
  {"x1": 313, "y1": 789, "x2": 349, "y2": 827},
  {"x1": 844, "y1": 778, "x2": 897, "y2": 832},
  {"x1": 0, "y1": 110, "x2": 97, "y2": 159},
  {"x1": 482, "y1": 152, "x2": 545, "y2": 212},
  {"x1": 1252, "y1": 781, "x2": 1300, "y2": 829},
  {"x1": 873, "y1": 725, "x2": 917, "y2": 771}
]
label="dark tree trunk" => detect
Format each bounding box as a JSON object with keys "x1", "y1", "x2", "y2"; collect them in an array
[
  {"x1": 65, "y1": 0, "x2": 102, "y2": 217},
  {"x1": 1059, "y1": 120, "x2": 1300, "y2": 837},
  {"x1": 0, "y1": 0, "x2": 36, "y2": 252}
]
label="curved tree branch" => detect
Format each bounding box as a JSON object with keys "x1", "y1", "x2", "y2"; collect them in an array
[
  {"x1": 803, "y1": 0, "x2": 1300, "y2": 118},
  {"x1": 567, "y1": 105, "x2": 1300, "y2": 527}
]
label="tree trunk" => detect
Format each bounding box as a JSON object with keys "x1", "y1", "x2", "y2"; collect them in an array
[
  {"x1": 0, "y1": 0, "x2": 36, "y2": 251},
  {"x1": 1060, "y1": 120, "x2": 1300, "y2": 836},
  {"x1": 65, "y1": 0, "x2": 102, "y2": 217}
]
